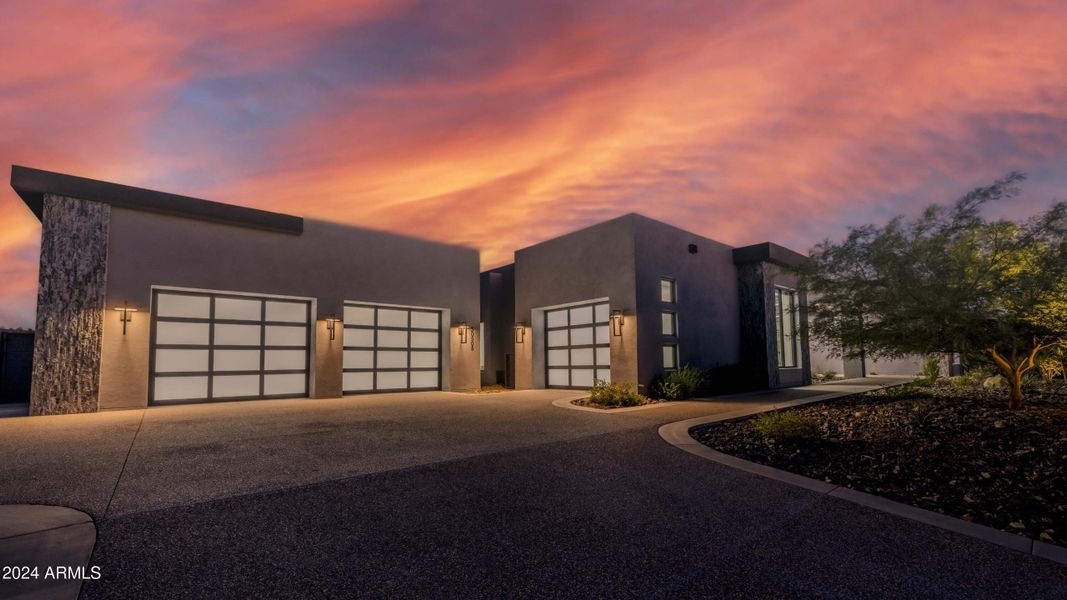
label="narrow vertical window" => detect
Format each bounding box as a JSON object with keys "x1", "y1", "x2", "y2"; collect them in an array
[
  {"x1": 660, "y1": 278, "x2": 676, "y2": 303},
  {"x1": 662, "y1": 344, "x2": 678, "y2": 371},
  {"x1": 479, "y1": 322, "x2": 485, "y2": 371},
  {"x1": 661, "y1": 312, "x2": 676, "y2": 336},
  {"x1": 775, "y1": 288, "x2": 799, "y2": 368}
]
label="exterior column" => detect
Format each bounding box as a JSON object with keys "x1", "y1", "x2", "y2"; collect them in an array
[{"x1": 30, "y1": 194, "x2": 110, "y2": 415}]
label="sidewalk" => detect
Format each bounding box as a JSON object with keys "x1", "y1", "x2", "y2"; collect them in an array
[{"x1": 0, "y1": 505, "x2": 96, "y2": 600}]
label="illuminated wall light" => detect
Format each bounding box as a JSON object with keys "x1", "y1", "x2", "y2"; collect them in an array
[
  {"x1": 610, "y1": 310, "x2": 624, "y2": 337},
  {"x1": 325, "y1": 314, "x2": 341, "y2": 341},
  {"x1": 514, "y1": 322, "x2": 526, "y2": 344},
  {"x1": 458, "y1": 322, "x2": 473, "y2": 346},
  {"x1": 113, "y1": 301, "x2": 138, "y2": 335}
]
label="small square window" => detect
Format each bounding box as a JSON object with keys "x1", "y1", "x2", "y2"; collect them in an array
[
  {"x1": 660, "y1": 279, "x2": 676, "y2": 303},
  {"x1": 662, "y1": 344, "x2": 678, "y2": 370},
  {"x1": 661, "y1": 312, "x2": 676, "y2": 336}
]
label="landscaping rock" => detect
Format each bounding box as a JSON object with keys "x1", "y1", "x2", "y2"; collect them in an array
[
  {"x1": 692, "y1": 380, "x2": 1067, "y2": 548},
  {"x1": 982, "y1": 375, "x2": 1007, "y2": 389}
]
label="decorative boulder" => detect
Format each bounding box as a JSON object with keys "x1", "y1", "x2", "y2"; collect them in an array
[{"x1": 982, "y1": 375, "x2": 1007, "y2": 389}]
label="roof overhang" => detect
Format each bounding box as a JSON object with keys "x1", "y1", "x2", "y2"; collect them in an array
[
  {"x1": 10, "y1": 165, "x2": 303, "y2": 235},
  {"x1": 732, "y1": 242, "x2": 809, "y2": 269}
]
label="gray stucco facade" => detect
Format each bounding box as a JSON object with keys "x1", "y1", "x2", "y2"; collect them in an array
[
  {"x1": 483, "y1": 214, "x2": 810, "y2": 394},
  {"x1": 14, "y1": 166, "x2": 480, "y2": 415},
  {"x1": 480, "y1": 264, "x2": 515, "y2": 387}
]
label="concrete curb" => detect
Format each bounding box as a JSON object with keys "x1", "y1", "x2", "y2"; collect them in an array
[
  {"x1": 551, "y1": 397, "x2": 676, "y2": 413},
  {"x1": 657, "y1": 400, "x2": 1067, "y2": 567}
]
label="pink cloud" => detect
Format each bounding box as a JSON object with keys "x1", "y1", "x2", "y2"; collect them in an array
[{"x1": 2, "y1": 0, "x2": 1067, "y2": 327}]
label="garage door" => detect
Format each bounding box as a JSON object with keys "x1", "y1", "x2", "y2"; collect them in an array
[
  {"x1": 149, "y1": 289, "x2": 311, "y2": 404},
  {"x1": 545, "y1": 301, "x2": 611, "y2": 388},
  {"x1": 342, "y1": 303, "x2": 442, "y2": 394}
]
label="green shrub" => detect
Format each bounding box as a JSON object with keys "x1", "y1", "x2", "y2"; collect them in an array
[
  {"x1": 951, "y1": 366, "x2": 996, "y2": 389},
  {"x1": 652, "y1": 365, "x2": 707, "y2": 399},
  {"x1": 921, "y1": 355, "x2": 941, "y2": 384},
  {"x1": 812, "y1": 370, "x2": 838, "y2": 383},
  {"x1": 753, "y1": 411, "x2": 821, "y2": 441},
  {"x1": 909, "y1": 400, "x2": 936, "y2": 429},
  {"x1": 588, "y1": 380, "x2": 647, "y2": 407}
]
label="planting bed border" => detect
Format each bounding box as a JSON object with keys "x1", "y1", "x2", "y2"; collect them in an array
[{"x1": 658, "y1": 394, "x2": 1067, "y2": 567}]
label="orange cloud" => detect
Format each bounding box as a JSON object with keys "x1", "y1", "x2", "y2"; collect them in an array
[{"x1": 2, "y1": 0, "x2": 1067, "y2": 327}]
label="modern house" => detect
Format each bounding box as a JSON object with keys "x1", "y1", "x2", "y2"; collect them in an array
[
  {"x1": 11, "y1": 166, "x2": 811, "y2": 416},
  {"x1": 480, "y1": 214, "x2": 811, "y2": 394},
  {"x1": 11, "y1": 166, "x2": 480, "y2": 415}
]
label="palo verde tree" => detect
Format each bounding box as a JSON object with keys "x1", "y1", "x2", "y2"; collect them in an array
[{"x1": 802, "y1": 172, "x2": 1067, "y2": 409}]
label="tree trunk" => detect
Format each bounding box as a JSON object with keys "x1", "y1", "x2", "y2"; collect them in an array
[
  {"x1": 986, "y1": 341, "x2": 1057, "y2": 410},
  {"x1": 1008, "y1": 371, "x2": 1024, "y2": 410}
]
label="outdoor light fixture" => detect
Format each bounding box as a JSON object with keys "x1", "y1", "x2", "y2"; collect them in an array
[
  {"x1": 113, "y1": 301, "x2": 138, "y2": 335},
  {"x1": 610, "y1": 309, "x2": 624, "y2": 337},
  {"x1": 326, "y1": 314, "x2": 341, "y2": 341},
  {"x1": 515, "y1": 322, "x2": 526, "y2": 344},
  {"x1": 458, "y1": 322, "x2": 472, "y2": 345}
]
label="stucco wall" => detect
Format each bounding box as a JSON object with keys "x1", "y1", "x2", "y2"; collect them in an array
[
  {"x1": 98, "y1": 207, "x2": 480, "y2": 409},
  {"x1": 480, "y1": 265, "x2": 515, "y2": 387},
  {"x1": 632, "y1": 215, "x2": 740, "y2": 390},
  {"x1": 512, "y1": 215, "x2": 638, "y2": 389},
  {"x1": 30, "y1": 195, "x2": 110, "y2": 415}
]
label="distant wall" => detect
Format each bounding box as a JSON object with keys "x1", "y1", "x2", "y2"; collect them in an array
[
  {"x1": 0, "y1": 331, "x2": 34, "y2": 404},
  {"x1": 480, "y1": 265, "x2": 515, "y2": 387}
]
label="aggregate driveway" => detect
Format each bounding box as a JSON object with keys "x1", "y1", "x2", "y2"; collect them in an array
[{"x1": 0, "y1": 381, "x2": 1064, "y2": 598}]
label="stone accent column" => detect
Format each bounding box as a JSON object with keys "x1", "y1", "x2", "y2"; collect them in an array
[
  {"x1": 737, "y1": 261, "x2": 773, "y2": 389},
  {"x1": 30, "y1": 194, "x2": 110, "y2": 415}
]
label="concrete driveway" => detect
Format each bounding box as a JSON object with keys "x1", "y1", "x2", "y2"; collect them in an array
[{"x1": 1, "y1": 380, "x2": 1064, "y2": 598}]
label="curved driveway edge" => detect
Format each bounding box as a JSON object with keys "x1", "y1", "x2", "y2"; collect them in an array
[
  {"x1": 658, "y1": 410, "x2": 1067, "y2": 567},
  {"x1": 0, "y1": 504, "x2": 98, "y2": 599}
]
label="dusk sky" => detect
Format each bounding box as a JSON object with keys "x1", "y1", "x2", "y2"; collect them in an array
[{"x1": 2, "y1": 0, "x2": 1067, "y2": 328}]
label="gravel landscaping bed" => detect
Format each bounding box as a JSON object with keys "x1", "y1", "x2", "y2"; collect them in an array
[{"x1": 692, "y1": 381, "x2": 1067, "y2": 547}]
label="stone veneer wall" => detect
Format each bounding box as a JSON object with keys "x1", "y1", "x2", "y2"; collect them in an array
[
  {"x1": 30, "y1": 194, "x2": 110, "y2": 415},
  {"x1": 736, "y1": 261, "x2": 772, "y2": 389}
]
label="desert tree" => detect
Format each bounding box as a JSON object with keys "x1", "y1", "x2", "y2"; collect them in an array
[{"x1": 802, "y1": 172, "x2": 1067, "y2": 409}]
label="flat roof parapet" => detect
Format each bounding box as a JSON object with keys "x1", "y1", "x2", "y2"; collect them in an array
[
  {"x1": 732, "y1": 242, "x2": 809, "y2": 269},
  {"x1": 10, "y1": 165, "x2": 303, "y2": 235}
]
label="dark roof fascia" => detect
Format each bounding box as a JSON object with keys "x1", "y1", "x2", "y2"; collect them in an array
[
  {"x1": 732, "y1": 242, "x2": 809, "y2": 269},
  {"x1": 11, "y1": 165, "x2": 303, "y2": 235}
]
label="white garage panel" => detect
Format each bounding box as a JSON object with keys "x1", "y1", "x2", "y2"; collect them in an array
[
  {"x1": 150, "y1": 289, "x2": 311, "y2": 404},
  {"x1": 545, "y1": 301, "x2": 611, "y2": 389},
  {"x1": 342, "y1": 302, "x2": 442, "y2": 394}
]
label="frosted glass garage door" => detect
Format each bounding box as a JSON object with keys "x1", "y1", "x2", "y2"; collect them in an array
[
  {"x1": 342, "y1": 303, "x2": 441, "y2": 394},
  {"x1": 150, "y1": 290, "x2": 311, "y2": 403},
  {"x1": 545, "y1": 301, "x2": 611, "y2": 388}
]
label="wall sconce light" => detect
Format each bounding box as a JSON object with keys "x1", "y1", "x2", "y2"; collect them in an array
[
  {"x1": 458, "y1": 322, "x2": 473, "y2": 345},
  {"x1": 326, "y1": 314, "x2": 341, "y2": 341},
  {"x1": 515, "y1": 322, "x2": 526, "y2": 344},
  {"x1": 113, "y1": 301, "x2": 138, "y2": 335},
  {"x1": 610, "y1": 309, "x2": 624, "y2": 337}
]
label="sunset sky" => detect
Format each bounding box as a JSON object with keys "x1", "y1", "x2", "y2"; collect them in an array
[{"x1": 2, "y1": 0, "x2": 1067, "y2": 328}]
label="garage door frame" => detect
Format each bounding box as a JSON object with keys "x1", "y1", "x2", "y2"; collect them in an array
[
  {"x1": 544, "y1": 300, "x2": 611, "y2": 389},
  {"x1": 342, "y1": 301, "x2": 443, "y2": 395},
  {"x1": 148, "y1": 287, "x2": 313, "y2": 405}
]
